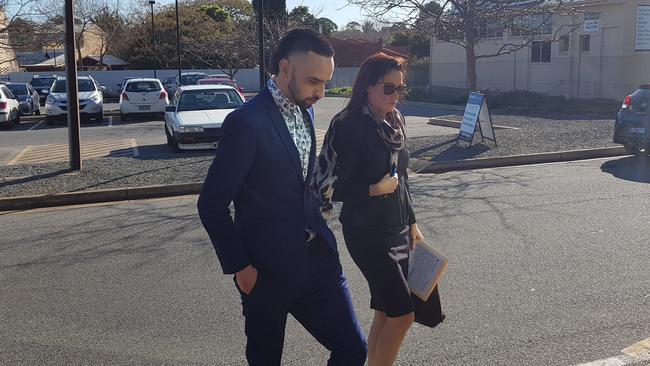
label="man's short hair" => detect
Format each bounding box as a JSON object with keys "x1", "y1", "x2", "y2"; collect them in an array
[{"x1": 269, "y1": 28, "x2": 335, "y2": 75}]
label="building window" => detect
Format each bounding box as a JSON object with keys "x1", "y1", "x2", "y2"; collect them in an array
[
  {"x1": 580, "y1": 34, "x2": 590, "y2": 51},
  {"x1": 559, "y1": 35, "x2": 569, "y2": 53},
  {"x1": 511, "y1": 14, "x2": 553, "y2": 37},
  {"x1": 479, "y1": 20, "x2": 504, "y2": 38},
  {"x1": 531, "y1": 40, "x2": 551, "y2": 62}
]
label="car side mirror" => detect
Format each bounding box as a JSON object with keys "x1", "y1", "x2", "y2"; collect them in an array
[
  {"x1": 99, "y1": 86, "x2": 106, "y2": 92},
  {"x1": 42, "y1": 89, "x2": 49, "y2": 94},
  {"x1": 165, "y1": 106, "x2": 176, "y2": 112}
]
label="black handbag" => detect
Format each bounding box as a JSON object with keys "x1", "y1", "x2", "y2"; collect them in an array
[{"x1": 412, "y1": 286, "x2": 445, "y2": 328}]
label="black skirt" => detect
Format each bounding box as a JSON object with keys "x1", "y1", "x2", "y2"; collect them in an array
[{"x1": 343, "y1": 225, "x2": 414, "y2": 318}]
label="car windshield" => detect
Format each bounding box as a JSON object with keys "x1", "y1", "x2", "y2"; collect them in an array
[
  {"x1": 180, "y1": 74, "x2": 207, "y2": 85},
  {"x1": 51, "y1": 79, "x2": 97, "y2": 93},
  {"x1": 6, "y1": 84, "x2": 27, "y2": 96},
  {"x1": 30, "y1": 78, "x2": 56, "y2": 88},
  {"x1": 177, "y1": 89, "x2": 243, "y2": 112},
  {"x1": 126, "y1": 81, "x2": 161, "y2": 92}
]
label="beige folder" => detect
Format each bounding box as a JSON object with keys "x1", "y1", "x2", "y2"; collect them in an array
[{"x1": 408, "y1": 240, "x2": 449, "y2": 301}]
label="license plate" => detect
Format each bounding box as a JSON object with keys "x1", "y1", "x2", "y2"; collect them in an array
[
  {"x1": 629, "y1": 127, "x2": 646, "y2": 134},
  {"x1": 138, "y1": 105, "x2": 151, "y2": 111}
]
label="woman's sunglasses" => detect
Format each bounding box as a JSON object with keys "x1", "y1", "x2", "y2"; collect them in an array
[{"x1": 382, "y1": 83, "x2": 407, "y2": 96}]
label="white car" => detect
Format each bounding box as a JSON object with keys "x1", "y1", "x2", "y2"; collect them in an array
[
  {"x1": 119, "y1": 78, "x2": 169, "y2": 121},
  {"x1": 164, "y1": 85, "x2": 244, "y2": 151},
  {"x1": 45, "y1": 76, "x2": 105, "y2": 125},
  {"x1": 0, "y1": 84, "x2": 21, "y2": 127}
]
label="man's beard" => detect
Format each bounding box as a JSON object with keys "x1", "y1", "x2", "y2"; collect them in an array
[{"x1": 288, "y1": 73, "x2": 316, "y2": 109}]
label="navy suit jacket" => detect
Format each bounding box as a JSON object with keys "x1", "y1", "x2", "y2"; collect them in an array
[{"x1": 197, "y1": 88, "x2": 337, "y2": 279}]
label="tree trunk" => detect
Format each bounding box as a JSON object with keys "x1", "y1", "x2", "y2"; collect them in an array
[{"x1": 465, "y1": 46, "x2": 478, "y2": 92}]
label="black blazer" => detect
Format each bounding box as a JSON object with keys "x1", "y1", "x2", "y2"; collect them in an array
[
  {"x1": 331, "y1": 108, "x2": 416, "y2": 231},
  {"x1": 197, "y1": 88, "x2": 337, "y2": 280}
]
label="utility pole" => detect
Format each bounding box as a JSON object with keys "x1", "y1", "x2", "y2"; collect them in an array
[
  {"x1": 175, "y1": 0, "x2": 182, "y2": 86},
  {"x1": 149, "y1": 0, "x2": 157, "y2": 79},
  {"x1": 65, "y1": 0, "x2": 81, "y2": 171},
  {"x1": 257, "y1": 0, "x2": 265, "y2": 90}
]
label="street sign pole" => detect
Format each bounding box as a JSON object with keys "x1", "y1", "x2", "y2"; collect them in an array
[
  {"x1": 64, "y1": 0, "x2": 82, "y2": 171},
  {"x1": 258, "y1": 0, "x2": 265, "y2": 90},
  {"x1": 175, "y1": 0, "x2": 182, "y2": 86}
]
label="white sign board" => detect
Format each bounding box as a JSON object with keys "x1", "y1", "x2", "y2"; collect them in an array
[
  {"x1": 636, "y1": 5, "x2": 650, "y2": 51},
  {"x1": 458, "y1": 94, "x2": 481, "y2": 143},
  {"x1": 584, "y1": 19, "x2": 600, "y2": 32},
  {"x1": 458, "y1": 92, "x2": 497, "y2": 146}
]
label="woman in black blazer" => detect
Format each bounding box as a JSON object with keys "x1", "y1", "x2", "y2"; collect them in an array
[{"x1": 313, "y1": 53, "x2": 429, "y2": 365}]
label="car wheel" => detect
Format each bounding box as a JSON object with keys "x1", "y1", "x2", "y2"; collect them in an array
[
  {"x1": 623, "y1": 143, "x2": 650, "y2": 157},
  {"x1": 165, "y1": 126, "x2": 173, "y2": 146},
  {"x1": 34, "y1": 102, "x2": 41, "y2": 115},
  {"x1": 168, "y1": 129, "x2": 182, "y2": 152},
  {"x1": 14, "y1": 112, "x2": 20, "y2": 125}
]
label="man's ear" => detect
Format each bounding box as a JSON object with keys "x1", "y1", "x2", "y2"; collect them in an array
[{"x1": 279, "y1": 58, "x2": 291, "y2": 75}]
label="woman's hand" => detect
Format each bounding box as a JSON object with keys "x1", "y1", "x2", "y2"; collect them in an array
[
  {"x1": 410, "y1": 223, "x2": 424, "y2": 250},
  {"x1": 369, "y1": 173, "x2": 398, "y2": 197}
]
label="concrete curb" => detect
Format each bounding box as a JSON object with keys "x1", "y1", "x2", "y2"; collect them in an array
[
  {"x1": 409, "y1": 146, "x2": 628, "y2": 174},
  {"x1": 1, "y1": 147, "x2": 628, "y2": 211},
  {"x1": 0, "y1": 182, "x2": 202, "y2": 211}
]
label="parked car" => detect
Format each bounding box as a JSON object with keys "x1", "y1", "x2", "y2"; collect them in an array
[
  {"x1": 207, "y1": 73, "x2": 230, "y2": 79},
  {"x1": 45, "y1": 76, "x2": 105, "y2": 125},
  {"x1": 119, "y1": 78, "x2": 169, "y2": 121},
  {"x1": 197, "y1": 78, "x2": 245, "y2": 96},
  {"x1": 29, "y1": 75, "x2": 58, "y2": 106},
  {"x1": 162, "y1": 76, "x2": 176, "y2": 97},
  {"x1": 6, "y1": 82, "x2": 40, "y2": 115},
  {"x1": 164, "y1": 84, "x2": 244, "y2": 151},
  {"x1": 0, "y1": 84, "x2": 21, "y2": 127},
  {"x1": 614, "y1": 84, "x2": 650, "y2": 156},
  {"x1": 166, "y1": 72, "x2": 208, "y2": 102},
  {"x1": 116, "y1": 77, "x2": 135, "y2": 92}
]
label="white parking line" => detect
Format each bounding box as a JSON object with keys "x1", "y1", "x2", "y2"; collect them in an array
[
  {"x1": 574, "y1": 338, "x2": 650, "y2": 366},
  {"x1": 27, "y1": 120, "x2": 44, "y2": 131}
]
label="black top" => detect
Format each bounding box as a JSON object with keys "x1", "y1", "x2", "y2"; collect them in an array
[{"x1": 332, "y1": 109, "x2": 416, "y2": 231}]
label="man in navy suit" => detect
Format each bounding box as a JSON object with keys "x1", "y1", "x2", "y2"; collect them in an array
[{"x1": 197, "y1": 29, "x2": 367, "y2": 365}]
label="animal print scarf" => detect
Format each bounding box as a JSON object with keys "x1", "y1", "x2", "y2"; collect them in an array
[{"x1": 311, "y1": 103, "x2": 406, "y2": 219}]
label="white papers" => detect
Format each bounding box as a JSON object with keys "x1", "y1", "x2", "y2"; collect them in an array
[{"x1": 408, "y1": 240, "x2": 449, "y2": 301}]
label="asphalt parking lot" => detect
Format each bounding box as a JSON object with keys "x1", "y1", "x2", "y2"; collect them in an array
[{"x1": 0, "y1": 99, "x2": 459, "y2": 166}]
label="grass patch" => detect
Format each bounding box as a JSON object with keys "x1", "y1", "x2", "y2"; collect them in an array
[
  {"x1": 327, "y1": 87, "x2": 352, "y2": 96},
  {"x1": 407, "y1": 86, "x2": 620, "y2": 117}
]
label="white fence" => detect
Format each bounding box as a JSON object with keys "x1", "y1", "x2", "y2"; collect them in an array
[{"x1": 8, "y1": 67, "x2": 360, "y2": 97}]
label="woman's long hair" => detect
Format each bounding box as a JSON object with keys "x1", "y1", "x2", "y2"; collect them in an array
[{"x1": 346, "y1": 53, "x2": 407, "y2": 113}]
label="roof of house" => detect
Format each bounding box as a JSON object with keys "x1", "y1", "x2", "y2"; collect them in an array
[
  {"x1": 326, "y1": 36, "x2": 410, "y2": 67},
  {"x1": 83, "y1": 55, "x2": 129, "y2": 66}
]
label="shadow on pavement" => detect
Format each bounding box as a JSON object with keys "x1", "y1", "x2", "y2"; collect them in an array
[
  {"x1": 125, "y1": 143, "x2": 216, "y2": 160},
  {"x1": 411, "y1": 138, "x2": 491, "y2": 162},
  {"x1": 0, "y1": 168, "x2": 71, "y2": 189},
  {"x1": 601, "y1": 156, "x2": 650, "y2": 183}
]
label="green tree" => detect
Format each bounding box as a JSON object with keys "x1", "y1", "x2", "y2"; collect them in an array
[
  {"x1": 287, "y1": 6, "x2": 336, "y2": 35},
  {"x1": 317, "y1": 17, "x2": 338, "y2": 34}
]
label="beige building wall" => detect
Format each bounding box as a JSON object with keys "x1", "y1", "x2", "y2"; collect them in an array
[
  {"x1": 0, "y1": 10, "x2": 19, "y2": 74},
  {"x1": 430, "y1": 0, "x2": 650, "y2": 100}
]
